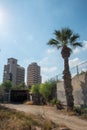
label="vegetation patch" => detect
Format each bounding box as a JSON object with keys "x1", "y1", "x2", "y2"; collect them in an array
[
  {"x1": 74, "y1": 106, "x2": 87, "y2": 120},
  {"x1": 0, "y1": 105, "x2": 59, "y2": 130}
]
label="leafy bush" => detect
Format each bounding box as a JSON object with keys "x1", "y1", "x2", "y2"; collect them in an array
[
  {"x1": 74, "y1": 106, "x2": 82, "y2": 115},
  {"x1": 74, "y1": 106, "x2": 87, "y2": 119},
  {"x1": 39, "y1": 83, "x2": 52, "y2": 102},
  {"x1": 50, "y1": 98, "x2": 58, "y2": 105},
  {"x1": 1, "y1": 80, "x2": 12, "y2": 90},
  {"x1": 31, "y1": 84, "x2": 40, "y2": 94}
]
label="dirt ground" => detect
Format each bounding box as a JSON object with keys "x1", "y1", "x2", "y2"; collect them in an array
[{"x1": 1, "y1": 104, "x2": 87, "y2": 130}]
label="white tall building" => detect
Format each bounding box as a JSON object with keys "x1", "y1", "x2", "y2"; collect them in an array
[
  {"x1": 3, "y1": 58, "x2": 25, "y2": 85},
  {"x1": 27, "y1": 62, "x2": 41, "y2": 87}
]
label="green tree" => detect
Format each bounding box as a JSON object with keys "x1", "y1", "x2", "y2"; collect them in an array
[
  {"x1": 1, "y1": 80, "x2": 12, "y2": 90},
  {"x1": 12, "y1": 83, "x2": 27, "y2": 90},
  {"x1": 31, "y1": 84, "x2": 40, "y2": 94},
  {"x1": 48, "y1": 27, "x2": 83, "y2": 111},
  {"x1": 39, "y1": 82, "x2": 52, "y2": 102},
  {"x1": 19, "y1": 82, "x2": 26, "y2": 89}
]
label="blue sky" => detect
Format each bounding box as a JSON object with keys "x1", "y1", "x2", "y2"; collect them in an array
[{"x1": 0, "y1": 0, "x2": 87, "y2": 83}]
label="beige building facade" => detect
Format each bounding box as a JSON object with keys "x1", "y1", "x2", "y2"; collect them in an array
[
  {"x1": 3, "y1": 58, "x2": 25, "y2": 85},
  {"x1": 27, "y1": 62, "x2": 41, "y2": 87},
  {"x1": 57, "y1": 72, "x2": 87, "y2": 105}
]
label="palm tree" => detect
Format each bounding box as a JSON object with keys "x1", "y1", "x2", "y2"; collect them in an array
[{"x1": 48, "y1": 27, "x2": 82, "y2": 111}]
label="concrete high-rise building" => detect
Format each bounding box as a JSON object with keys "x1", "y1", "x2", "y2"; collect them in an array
[
  {"x1": 3, "y1": 58, "x2": 25, "y2": 85},
  {"x1": 27, "y1": 62, "x2": 41, "y2": 87},
  {"x1": 16, "y1": 65, "x2": 25, "y2": 85}
]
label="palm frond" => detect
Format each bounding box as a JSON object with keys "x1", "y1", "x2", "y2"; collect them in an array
[
  {"x1": 55, "y1": 28, "x2": 73, "y2": 44},
  {"x1": 54, "y1": 30, "x2": 62, "y2": 42},
  {"x1": 66, "y1": 28, "x2": 73, "y2": 37},
  {"x1": 54, "y1": 30, "x2": 61, "y2": 37},
  {"x1": 57, "y1": 45, "x2": 62, "y2": 49},
  {"x1": 70, "y1": 34, "x2": 79, "y2": 43},
  {"x1": 73, "y1": 42, "x2": 83, "y2": 48},
  {"x1": 62, "y1": 28, "x2": 73, "y2": 38},
  {"x1": 69, "y1": 47, "x2": 72, "y2": 54},
  {"x1": 47, "y1": 27, "x2": 83, "y2": 52},
  {"x1": 47, "y1": 39, "x2": 62, "y2": 49},
  {"x1": 48, "y1": 39, "x2": 58, "y2": 45}
]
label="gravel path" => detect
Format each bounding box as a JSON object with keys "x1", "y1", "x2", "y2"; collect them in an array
[{"x1": 2, "y1": 104, "x2": 87, "y2": 130}]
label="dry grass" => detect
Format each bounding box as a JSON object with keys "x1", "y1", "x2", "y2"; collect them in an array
[
  {"x1": 24, "y1": 101, "x2": 34, "y2": 105},
  {"x1": 0, "y1": 104, "x2": 58, "y2": 130}
]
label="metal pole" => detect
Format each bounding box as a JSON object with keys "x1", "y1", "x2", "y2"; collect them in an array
[{"x1": 76, "y1": 65, "x2": 79, "y2": 75}]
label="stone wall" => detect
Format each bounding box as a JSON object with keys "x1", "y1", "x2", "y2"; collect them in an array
[{"x1": 57, "y1": 72, "x2": 87, "y2": 105}]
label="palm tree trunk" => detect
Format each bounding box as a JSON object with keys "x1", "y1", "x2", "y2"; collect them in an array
[{"x1": 63, "y1": 57, "x2": 74, "y2": 111}]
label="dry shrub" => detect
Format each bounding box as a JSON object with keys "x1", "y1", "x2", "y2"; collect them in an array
[
  {"x1": 42, "y1": 119, "x2": 58, "y2": 130},
  {"x1": 24, "y1": 101, "x2": 34, "y2": 105}
]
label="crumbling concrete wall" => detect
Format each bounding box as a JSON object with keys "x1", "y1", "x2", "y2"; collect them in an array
[{"x1": 57, "y1": 72, "x2": 87, "y2": 105}]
